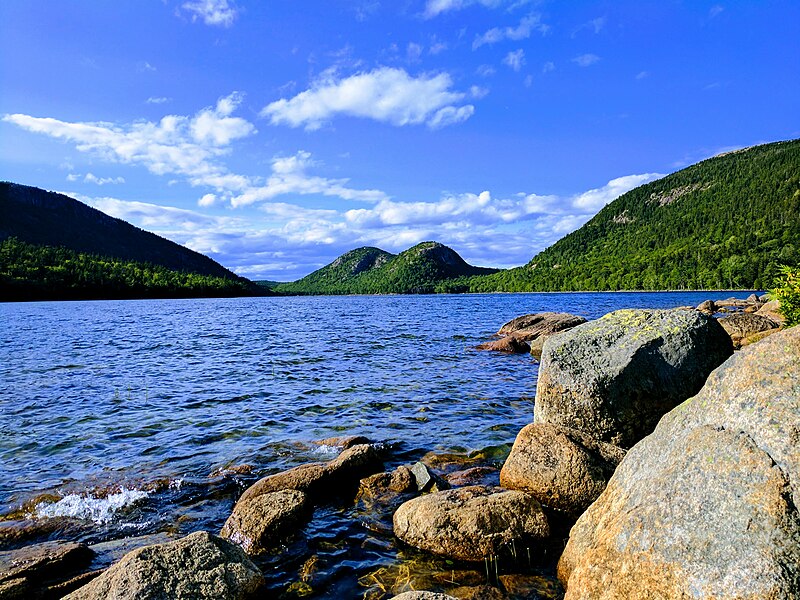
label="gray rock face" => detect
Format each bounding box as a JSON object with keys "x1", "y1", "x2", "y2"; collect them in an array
[
  {"x1": 534, "y1": 309, "x2": 733, "y2": 448},
  {"x1": 220, "y1": 490, "x2": 312, "y2": 555},
  {"x1": 64, "y1": 531, "x2": 263, "y2": 600},
  {"x1": 393, "y1": 486, "x2": 549, "y2": 562},
  {"x1": 558, "y1": 326, "x2": 800, "y2": 600},
  {"x1": 718, "y1": 312, "x2": 779, "y2": 348},
  {"x1": 500, "y1": 423, "x2": 625, "y2": 515}
]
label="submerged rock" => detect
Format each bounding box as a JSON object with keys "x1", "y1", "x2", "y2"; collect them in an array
[
  {"x1": 534, "y1": 309, "x2": 732, "y2": 448},
  {"x1": 64, "y1": 531, "x2": 263, "y2": 599},
  {"x1": 558, "y1": 326, "x2": 800, "y2": 599},
  {"x1": 497, "y1": 312, "x2": 587, "y2": 338},
  {"x1": 393, "y1": 486, "x2": 549, "y2": 562},
  {"x1": 220, "y1": 490, "x2": 312, "y2": 555},
  {"x1": 475, "y1": 335, "x2": 530, "y2": 354},
  {"x1": 500, "y1": 423, "x2": 625, "y2": 515}
]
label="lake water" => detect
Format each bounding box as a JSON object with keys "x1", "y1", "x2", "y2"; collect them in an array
[{"x1": 0, "y1": 291, "x2": 751, "y2": 597}]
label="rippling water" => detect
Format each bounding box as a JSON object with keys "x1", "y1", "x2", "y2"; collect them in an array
[{"x1": 0, "y1": 291, "x2": 750, "y2": 597}]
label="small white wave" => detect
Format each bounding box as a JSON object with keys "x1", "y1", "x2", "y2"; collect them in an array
[
  {"x1": 313, "y1": 444, "x2": 340, "y2": 456},
  {"x1": 34, "y1": 488, "x2": 149, "y2": 524}
]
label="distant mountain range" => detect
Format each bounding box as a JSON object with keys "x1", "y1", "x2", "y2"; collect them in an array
[
  {"x1": 3, "y1": 138, "x2": 798, "y2": 299},
  {"x1": 274, "y1": 242, "x2": 499, "y2": 294}
]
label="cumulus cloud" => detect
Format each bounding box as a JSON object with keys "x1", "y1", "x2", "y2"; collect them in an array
[
  {"x1": 473, "y1": 14, "x2": 548, "y2": 49},
  {"x1": 261, "y1": 67, "x2": 475, "y2": 130},
  {"x1": 64, "y1": 171, "x2": 664, "y2": 280},
  {"x1": 5, "y1": 96, "x2": 385, "y2": 206},
  {"x1": 146, "y1": 96, "x2": 171, "y2": 105},
  {"x1": 572, "y1": 53, "x2": 600, "y2": 67},
  {"x1": 83, "y1": 173, "x2": 125, "y2": 185},
  {"x1": 182, "y1": 0, "x2": 238, "y2": 27},
  {"x1": 503, "y1": 49, "x2": 526, "y2": 71}
]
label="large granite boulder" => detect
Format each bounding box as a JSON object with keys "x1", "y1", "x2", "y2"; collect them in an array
[
  {"x1": 717, "y1": 312, "x2": 779, "y2": 348},
  {"x1": 500, "y1": 423, "x2": 625, "y2": 515},
  {"x1": 0, "y1": 540, "x2": 94, "y2": 598},
  {"x1": 64, "y1": 531, "x2": 263, "y2": 599},
  {"x1": 220, "y1": 490, "x2": 312, "y2": 555},
  {"x1": 558, "y1": 326, "x2": 800, "y2": 600},
  {"x1": 534, "y1": 309, "x2": 733, "y2": 448},
  {"x1": 393, "y1": 486, "x2": 549, "y2": 562}
]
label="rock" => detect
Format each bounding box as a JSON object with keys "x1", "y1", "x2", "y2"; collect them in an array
[
  {"x1": 220, "y1": 489, "x2": 312, "y2": 555},
  {"x1": 534, "y1": 309, "x2": 733, "y2": 448},
  {"x1": 756, "y1": 299, "x2": 785, "y2": 324},
  {"x1": 497, "y1": 312, "x2": 587, "y2": 337},
  {"x1": 445, "y1": 467, "x2": 498, "y2": 487},
  {"x1": 64, "y1": 531, "x2": 263, "y2": 599},
  {"x1": 313, "y1": 435, "x2": 371, "y2": 449},
  {"x1": 740, "y1": 328, "x2": 781, "y2": 348},
  {"x1": 390, "y1": 592, "x2": 458, "y2": 600},
  {"x1": 558, "y1": 326, "x2": 800, "y2": 600},
  {"x1": 393, "y1": 486, "x2": 549, "y2": 562},
  {"x1": 476, "y1": 335, "x2": 530, "y2": 354},
  {"x1": 746, "y1": 292, "x2": 761, "y2": 303},
  {"x1": 717, "y1": 312, "x2": 779, "y2": 348},
  {"x1": 500, "y1": 423, "x2": 625, "y2": 515},
  {"x1": 0, "y1": 540, "x2": 93, "y2": 593},
  {"x1": 498, "y1": 574, "x2": 563, "y2": 599},
  {"x1": 410, "y1": 462, "x2": 450, "y2": 492},
  {"x1": 238, "y1": 443, "x2": 384, "y2": 505},
  {"x1": 759, "y1": 293, "x2": 771, "y2": 303},
  {"x1": 359, "y1": 466, "x2": 416, "y2": 497},
  {"x1": 696, "y1": 299, "x2": 717, "y2": 313},
  {"x1": 448, "y1": 584, "x2": 505, "y2": 599}
]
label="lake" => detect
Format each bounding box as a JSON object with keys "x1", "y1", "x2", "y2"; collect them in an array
[{"x1": 0, "y1": 291, "x2": 752, "y2": 597}]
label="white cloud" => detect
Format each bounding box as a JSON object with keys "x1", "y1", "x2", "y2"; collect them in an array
[
  {"x1": 407, "y1": 43, "x2": 423, "y2": 63},
  {"x1": 709, "y1": 5, "x2": 724, "y2": 18},
  {"x1": 542, "y1": 61, "x2": 555, "y2": 74},
  {"x1": 137, "y1": 61, "x2": 156, "y2": 73},
  {"x1": 84, "y1": 173, "x2": 125, "y2": 185},
  {"x1": 63, "y1": 171, "x2": 664, "y2": 280},
  {"x1": 503, "y1": 49, "x2": 526, "y2": 71},
  {"x1": 423, "y1": 0, "x2": 506, "y2": 18},
  {"x1": 572, "y1": 16, "x2": 606, "y2": 37},
  {"x1": 146, "y1": 96, "x2": 171, "y2": 105},
  {"x1": 473, "y1": 14, "x2": 548, "y2": 49},
  {"x1": 5, "y1": 96, "x2": 385, "y2": 206},
  {"x1": 261, "y1": 67, "x2": 475, "y2": 130},
  {"x1": 229, "y1": 151, "x2": 388, "y2": 207},
  {"x1": 429, "y1": 41, "x2": 448, "y2": 55},
  {"x1": 636, "y1": 71, "x2": 649, "y2": 80},
  {"x1": 476, "y1": 64, "x2": 496, "y2": 77},
  {"x1": 572, "y1": 53, "x2": 600, "y2": 67},
  {"x1": 182, "y1": 0, "x2": 238, "y2": 27}
]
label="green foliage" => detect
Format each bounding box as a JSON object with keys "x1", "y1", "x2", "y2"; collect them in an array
[
  {"x1": 275, "y1": 242, "x2": 498, "y2": 295},
  {"x1": 0, "y1": 237, "x2": 262, "y2": 301},
  {"x1": 771, "y1": 266, "x2": 800, "y2": 327},
  {"x1": 454, "y1": 139, "x2": 800, "y2": 292}
]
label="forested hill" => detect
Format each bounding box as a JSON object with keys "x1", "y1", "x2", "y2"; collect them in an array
[
  {"x1": 448, "y1": 139, "x2": 800, "y2": 292},
  {"x1": 275, "y1": 242, "x2": 499, "y2": 294},
  {"x1": 0, "y1": 182, "x2": 237, "y2": 280}
]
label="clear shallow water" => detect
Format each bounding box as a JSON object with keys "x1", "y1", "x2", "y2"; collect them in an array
[{"x1": 0, "y1": 291, "x2": 751, "y2": 596}]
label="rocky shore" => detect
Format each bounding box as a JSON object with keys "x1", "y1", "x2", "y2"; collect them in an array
[{"x1": 1, "y1": 294, "x2": 796, "y2": 599}]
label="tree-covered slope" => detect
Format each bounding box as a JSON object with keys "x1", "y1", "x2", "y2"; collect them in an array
[
  {"x1": 0, "y1": 182, "x2": 239, "y2": 280},
  {"x1": 450, "y1": 139, "x2": 800, "y2": 292},
  {"x1": 275, "y1": 242, "x2": 498, "y2": 294},
  {"x1": 0, "y1": 237, "x2": 260, "y2": 301}
]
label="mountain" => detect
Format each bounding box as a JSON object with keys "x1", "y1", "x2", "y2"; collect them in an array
[
  {"x1": 0, "y1": 182, "x2": 264, "y2": 300},
  {"x1": 0, "y1": 182, "x2": 239, "y2": 280},
  {"x1": 275, "y1": 242, "x2": 499, "y2": 294},
  {"x1": 446, "y1": 139, "x2": 800, "y2": 292}
]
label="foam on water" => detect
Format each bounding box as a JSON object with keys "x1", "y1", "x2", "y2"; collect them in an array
[{"x1": 34, "y1": 488, "x2": 149, "y2": 524}]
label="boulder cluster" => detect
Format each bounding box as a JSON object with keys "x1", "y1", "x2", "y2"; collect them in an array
[{"x1": 7, "y1": 300, "x2": 796, "y2": 600}]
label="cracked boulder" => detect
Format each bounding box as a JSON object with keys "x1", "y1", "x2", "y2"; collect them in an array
[{"x1": 558, "y1": 326, "x2": 800, "y2": 600}]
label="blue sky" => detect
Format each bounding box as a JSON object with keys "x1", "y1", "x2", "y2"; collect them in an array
[{"x1": 1, "y1": 1, "x2": 798, "y2": 280}]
